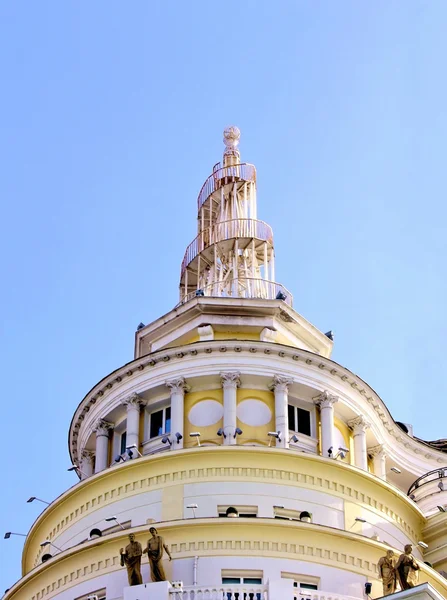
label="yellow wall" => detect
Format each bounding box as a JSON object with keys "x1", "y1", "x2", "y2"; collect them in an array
[
  {"x1": 237, "y1": 388, "x2": 275, "y2": 446},
  {"x1": 22, "y1": 447, "x2": 425, "y2": 576},
  {"x1": 11, "y1": 518, "x2": 447, "y2": 600},
  {"x1": 184, "y1": 389, "x2": 223, "y2": 447}
]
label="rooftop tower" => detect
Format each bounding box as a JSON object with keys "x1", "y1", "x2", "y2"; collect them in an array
[{"x1": 179, "y1": 126, "x2": 290, "y2": 306}]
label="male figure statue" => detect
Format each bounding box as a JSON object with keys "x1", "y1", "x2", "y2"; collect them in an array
[
  {"x1": 396, "y1": 544, "x2": 420, "y2": 589},
  {"x1": 377, "y1": 550, "x2": 397, "y2": 595},
  {"x1": 143, "y1": 526, "x2": 172, "y2": 582},
  {"x1": 120, "y1": 533, "x2": 143, "y2": 586}
]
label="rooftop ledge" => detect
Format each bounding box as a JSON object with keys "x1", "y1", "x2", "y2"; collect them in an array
[
  {"x1": 23, "y1": 446, "x2": 425, "y2": 574},
  {"x1": 11, "y1": 518, "x2": 447, "y2": 600}
]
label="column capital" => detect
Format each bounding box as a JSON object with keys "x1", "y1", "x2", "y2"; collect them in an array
[
  {"x1": 220, "y1": 371, "x2": 241, "y2": 389},
  {"x1": 81, "y1": 449, "x2": 95, "y2": 464},
  {"x1": 269, "y1": 374, "x2": 294, "y2": 393},
  {"x1": 313, "y1": 390, "x2": 338, "y2": 409},
  {"x1": 348, "y1": 415, "x2": 370, "y2": 434},
  {"x1": 166, "y1": 377, "x2": 190, "y2": 394},
  {"x1": 121, "y1": 392, "x2": 146, "y2": 409},
  {"x1": 368, "y1": 444, "x2": 386, "y2": 459},
  {"x1": 94, "y1": 419, "x2": 114, "y2": 437}
]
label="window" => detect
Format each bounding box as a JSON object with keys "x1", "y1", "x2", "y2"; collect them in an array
[
  {"x1": 282, "y1": 572, "x2": 319, "y2": 600},
  {"x1": 149, "y1": 406, "x2": 171, "y2": 439},
  {"x1": 222, "y1": 571, "x2": 263, "y2": 600},
  {"x1": 120, "y1": 431, "x2": 127, "y2": 455},
  {"x1": 288, "y1": 405, "x2": 312, "y2": 436}
]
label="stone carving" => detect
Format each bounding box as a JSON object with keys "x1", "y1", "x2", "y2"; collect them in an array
[
  {"x1": 348, "y1": 415, "x2": 370, "y2": 434},
  {"x1": 120, "y1": 533, "x2": 143, "y2": 586},
  {"x1": 396, "y1": 544, "x2": 420, "y2": 589},
  {"x1": 94, "y1": 419, "x2": 114, "y2": 437},
  {"x1": 377, "y1": 550, "x2": 397, "y2": 595},
  {"x1": 143, "y1": 526, "x2": 172, "y2": 582},
  {"x1": 269, "y1": 375, "x2": 294, "y2": 393},
  {"x1": 220, "y1": 372, "x2": 241, "y2": 388},
  {"x1": 80, "y1": 450, "x2": 95, "y2": 465},
  {"x1": 122, "y1": 393, "x2": 145, "y2": 409},
  {"x1": 368, "y1": 444, "x2": 386, "y2": 459},
  {"x1": 166, "y1": 377, "x2": 190, "y2": 394},
  {"x1": 313, "y1": 390, "x2": 338, "y2": 409}
]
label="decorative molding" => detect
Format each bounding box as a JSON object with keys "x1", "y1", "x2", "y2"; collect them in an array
[
  {"x1": 220, "y1": 371, "x2": 241, "y2": 389},
  {"x1": 121, "y1": 392, "x2": 145, "y2": 410},
  {"x1": 313, "y1": 390, "x2": 338, "y2": 409},
  {"x1": 348, "y1": 415, "x2": 370, "y2": 435},
  {"x1": 93, "y1": 419, "x2": 114, "y2": 437},
  {"x1": 269, "y1": 374, "x2": 293, "y2": 393},
  {"x1": 80, "y1": 450, "x2": 95, "y2": 465},
  {"x1": 260, "y1": 327, "x2": 277, "y2": 343},
  {"x1": 166, "y1": 377, "x2": 190, "y2": 394},
  {"x1": 26, "y1": 451, "x2": 422, "y2": 572},
  {"x1": 368, "y1": 444, "x2": 386, "y2": 459},
  {"x1": 69, "y1": 341, "x2": 447, "y2": 469},
  {"x1": 198, "y1": 324, "x2": 214, "y2": 341}
]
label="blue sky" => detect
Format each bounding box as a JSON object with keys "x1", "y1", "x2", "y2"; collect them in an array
[{"x1": 1, "y1": 0, "x2": 446, "y2": 593}]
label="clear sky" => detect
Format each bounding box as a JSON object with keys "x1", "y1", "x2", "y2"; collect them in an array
[{"x1": 1, "y1": 0, "x2": 446, "y2": 593}]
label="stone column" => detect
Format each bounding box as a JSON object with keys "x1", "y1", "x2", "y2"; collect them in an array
[
  {"x1": 166, "y1": 377, "x2": 189, "y2": 449},
  {"x1": 348, "y1": 415, "x2": 370, "y2": 471},
  {"x1": 122, "y1": 393, "x2": 145, "y2": 457},
  {"x1": 369, "y1": 444, "x2": 387, "y2": 480},
  {"x1": 313, "y1": 391, "x2": 338, "y2": 458},
  {"x1": 269, "y1": 375, "x2": 294, "y2": 449},
  {"x1": 80, "y1": 450, "x2": 95, "y2": 479},
  {"x1": 94, "y1": 419, "x2": 114, "y2": 473},
  {"x1": 220, "y1": 372, "x2": 241, "y2": 445}
]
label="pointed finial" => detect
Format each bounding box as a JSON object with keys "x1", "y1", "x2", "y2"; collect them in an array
[{"x1": 223, "y1": 126, "x2": 241, "y2": 156}]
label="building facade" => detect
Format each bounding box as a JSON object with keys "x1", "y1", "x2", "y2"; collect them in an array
[{"x1": 4, "y1": 128, "x2": 447, "y2": 600}]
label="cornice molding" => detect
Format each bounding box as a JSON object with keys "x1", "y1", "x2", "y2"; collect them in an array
[
  {"x1": 13, "y1": 519, "x2": 447, "y2": 600},
  {"x1": 68, "y1": 340, "x2": 446, "y2": 469},
  {"x1": 23, "y1": 445, "x2": 425, "y2": 576}
]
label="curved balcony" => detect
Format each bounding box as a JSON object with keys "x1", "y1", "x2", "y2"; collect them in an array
[
  {"x1": 181, "y1": 218, "x2": 273, "y2": 276},
  {"x1": 197, "y1": 162, "x2": 256, "y2": 211},
  {"x1": 178, "y1": 277, "x2": 293, "y2": 307},
  {"x1": 408, "y1": 467, "x2": 447, "y2": 506}
]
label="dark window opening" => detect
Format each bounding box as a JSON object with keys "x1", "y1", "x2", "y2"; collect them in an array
[{"x1": 297, "y1": 408, "x2": 311, "y2": 436}]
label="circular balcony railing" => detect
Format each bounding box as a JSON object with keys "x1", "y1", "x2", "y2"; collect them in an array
[
  {"x1": 181, "y1": 218, "x2": 273, "y2": 277},
  {"x1": 197, "y1": 162, "x2": 256, "y2": 211},
  {"x1": 407, "y1": 467, "x2": 447, "y2": 500},
  {"x1": 177, "y1": 277, "x2": 293, "y2": 307}
]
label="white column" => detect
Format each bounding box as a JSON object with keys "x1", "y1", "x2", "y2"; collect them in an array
[
  {"x1": 166, "y1": 377, "x2": 189, "y2": 449},
  {"x1": 369, "y1": 444, "x2": 387, "y2": 480},
  {"x1": 269, "y1": 375, "x2": 294, "y2": 449},
  {"x1": 94, "y1": 419, "x2": 114, "y2": 473},
  {"x1": 220, "y1": 372, "x2": 240, "y2": 445},
  {"x1": 80, "y1": 450, "x2": 95, "y2": 479},
  {"x1": 122, "y1": 393, "x2": 145, "y2": 457},
  {"x1": 348, "y1": 415, "x2": 370, "y2": 471},
  {"x1": 313, "y1": 391, "x2": 338, "y2": 458}
]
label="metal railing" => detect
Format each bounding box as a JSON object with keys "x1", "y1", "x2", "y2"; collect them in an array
[
  {"x1": 407, "y1": 467, "x2": 447, "y2": 497},
  {"x1": 181, "y1": 218, "x2": 273, "y2": 276},
  {"x1": 169, "y1": 584, "x2": 268, "y2": 599},
  {"x1": 179, "y1": 277, "x2": 293, "y2": 307},
  {"x1": 197, "y1": 163, "x2": 257, "y2": 211}
]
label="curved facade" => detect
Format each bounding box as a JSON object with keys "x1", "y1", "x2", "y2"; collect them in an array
[{"x1": 5, "y1": 129, "x2": 447, "y2": 600}]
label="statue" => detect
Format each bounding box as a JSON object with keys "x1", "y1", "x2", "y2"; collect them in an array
[
  {"x1": 120, "y1": 533, "x2": 143, "y2": 586},
  {"x1": 396, "y1": 544, "x2": 420, "y2": 589},
  {"x1": 377, "y1": 550, "x2": 397, "y2": 595},
  {"x1": 143, "y1": 526, "x2": 172, "y2": 582}
]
